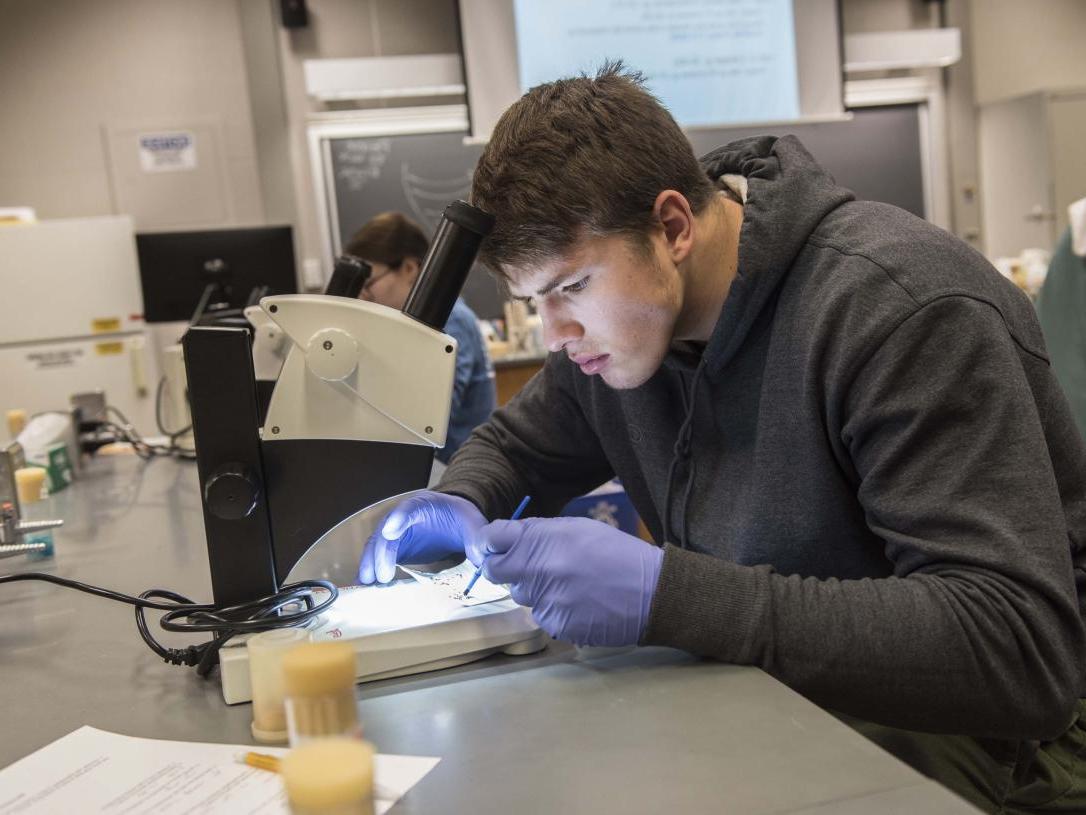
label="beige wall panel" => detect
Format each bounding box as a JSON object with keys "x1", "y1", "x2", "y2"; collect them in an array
[
  {"x1": 970, "y1": 0, "x2": 1086, "y2": 105},
  {"x1": 374, "y1": 0, "x2": 460, "y2": 55},
  {"x1": 103, "y1": 121, "x2": 229, "y2": 230},
  {"x1": 0, "y1": 0, "x2": 263, "y2": 226},
  {"x1": 840, "y1": 0, "x2": 934, "y2": 34},
  {"x1": 239, "y1": 0, "x2": 298, "y2": 226},
  {"x1": 0, "y1": 169, "x2": 109, "y2": 221},
  {"x1": 285, "y1": 0, "x2": 378, "y2": 59}
]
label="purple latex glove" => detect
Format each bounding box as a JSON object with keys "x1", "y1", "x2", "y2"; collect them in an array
[
  {"x1": 358, "y1": 491, "x2": 486, "y2": 585},
  {"x1": 477, "y1": 516, "x2": 664, "y2": 647}
]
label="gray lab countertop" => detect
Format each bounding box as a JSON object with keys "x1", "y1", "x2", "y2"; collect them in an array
[{"x1": 0, "y1": 456, "x2": 981, "y2": 814}]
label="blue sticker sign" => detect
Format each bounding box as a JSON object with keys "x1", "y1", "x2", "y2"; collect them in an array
[{"x1": 138, "y1": 131, "x2": 197, "y2": 172}]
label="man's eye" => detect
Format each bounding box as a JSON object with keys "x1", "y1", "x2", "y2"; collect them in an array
[{"x1": 562, "y1": 276, "x2": 589, "y2": 294}]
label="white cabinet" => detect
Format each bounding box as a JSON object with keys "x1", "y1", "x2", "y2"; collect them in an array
[
  {"x1": 979, "y1": 89, "x2": 1086, "y2": 259},
  {"x1": 0, "y1": 217, "x2": 161, "y2": 434}
]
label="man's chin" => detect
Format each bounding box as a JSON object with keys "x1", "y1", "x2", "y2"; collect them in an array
[{"x1": 600, "y1": 365, "x2": 652, "y2": 390}]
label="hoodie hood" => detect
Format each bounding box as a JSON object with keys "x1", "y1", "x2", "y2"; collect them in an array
[{"x1": 697, "y1": 135, "x2": 854, "y2": 378}]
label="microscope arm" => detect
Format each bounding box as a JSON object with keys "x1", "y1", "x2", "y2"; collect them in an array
[{"x1": 260, "y1": 295, "x2": 457, "y2": 448}]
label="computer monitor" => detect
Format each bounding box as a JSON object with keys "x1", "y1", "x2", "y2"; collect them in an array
[{"x1": 136, "y1": 226, "x2": 297, "y2": 323}]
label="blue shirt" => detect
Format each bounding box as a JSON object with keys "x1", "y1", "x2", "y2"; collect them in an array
[{"x1": 440, "y1": 298, "x2": 496, "y2": 463}]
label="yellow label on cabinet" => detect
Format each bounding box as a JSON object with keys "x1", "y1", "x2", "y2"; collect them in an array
[
  {"x1": 95, "y1": 342, "x2": 124, "y2": 356},
  {"x1": 92, "y1": 318, "x2": 122, "y2": 333}
]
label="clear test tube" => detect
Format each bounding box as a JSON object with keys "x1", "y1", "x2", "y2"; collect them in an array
[
  {"x1": 281, "y1": 641, "x2": 361, "y2": 745},
  {"x1": 280, "y1": 737, "x2": 376, "y2": 815}
]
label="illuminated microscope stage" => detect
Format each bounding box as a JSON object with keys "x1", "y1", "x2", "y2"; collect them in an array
[{"x1": 217, "y1": 501, "x2": 544, "y2": 704}]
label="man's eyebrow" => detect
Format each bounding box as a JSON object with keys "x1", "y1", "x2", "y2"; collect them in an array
[
  {"x1": 509, "y1": 268, "x2": 575, "y2": 302},
  {"x1": 535, "y1": 271, "x2": 572, "y2": 298}
]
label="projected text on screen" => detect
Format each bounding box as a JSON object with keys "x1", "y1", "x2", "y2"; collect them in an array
[{"x1": 514, "y1": 0, "x2": 801, "y2": 128}]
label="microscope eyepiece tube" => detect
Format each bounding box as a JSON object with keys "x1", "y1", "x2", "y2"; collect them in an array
[
  {"x1": 325, "y1": 255, "x2": 371, "y2": 299},
  {"x1": 402, "y1": 201, "x2": 495, "y2": 330}
]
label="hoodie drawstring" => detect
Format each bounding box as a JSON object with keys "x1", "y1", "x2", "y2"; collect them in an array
[{"x1": 662, "y1": 362, "x2": 706, "y2": 548}]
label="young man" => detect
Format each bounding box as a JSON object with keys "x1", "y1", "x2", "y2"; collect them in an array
[
  {"x1": 358, "y1": 66, "x2": 1086, "y2": 811},
  {"x1": 344, "y1": 211, "x2": 496, "y2": 464}
]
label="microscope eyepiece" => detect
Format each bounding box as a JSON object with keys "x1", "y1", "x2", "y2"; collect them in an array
[{"x1": 325, "y1": 254, "x2": 372, "y2": 299}]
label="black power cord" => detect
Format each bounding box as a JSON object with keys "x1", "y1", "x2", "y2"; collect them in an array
[
  {"x1": 24, "y1": 400, "x2": 196, "y2": 461},
  {"x1": 0, "y1": 573, "x2": 338, "y2": 677},
  {"x1": 153, "y1": 376, "x2": 194, "y2": 443},
  {"x1": 107, "y1": 403, "x2": 195, "y2": 461}
]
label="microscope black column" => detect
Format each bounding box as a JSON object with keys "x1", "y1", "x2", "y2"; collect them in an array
[
  {"x1": 402, "y1": 201, "x2": 494, "y2": 330},
  {"x1": 184, "y1": 326, "x2": 278, "y2": 605}
]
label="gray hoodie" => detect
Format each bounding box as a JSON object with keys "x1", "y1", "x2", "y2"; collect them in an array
[{"x1": 439, "y1": 136, "x2": 1086, "y2": 740}]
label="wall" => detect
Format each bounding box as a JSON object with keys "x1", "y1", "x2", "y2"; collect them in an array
[
  {"x1": 273, "y1": 0, "x2": 461, "y2": 283},
  {"x1": 840, "y1": 0, "x2": 938, "y2": 34},
  {"x1": 839, "y1": 0, "x2": 982, "y2": 248},
  {"x1": 238, "y1": 0, "x2": 297, "y2": 226},
  {"x1": 848, "y1": 0, "x2": 1086, "y2": 255},
  {"x1": 10, "y1": 0, "x2": 1076, "y2": 267},
  {"x1": 967, "y1": 0, "x2": 1086, "y2": 255},
  {"x1": 0, "y1": 0, "x2": 265, "y2": 227},
  {"x1": 942, "y1": 0, "x2": 982, "y2": 248},
  {"x1": 970, "y1": 0, "x2": 1086, "y2": 105}
]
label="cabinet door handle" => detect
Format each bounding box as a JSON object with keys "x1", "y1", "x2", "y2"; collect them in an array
[{"x1": 1024, "y1": 204, "x2": 1057, "y2": 222}]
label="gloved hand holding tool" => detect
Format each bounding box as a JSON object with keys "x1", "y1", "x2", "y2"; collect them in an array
[
  {"x1": 474, "y1": 516, "x2": 664, "y2": 647},
  {"x1": 463, "y1": 495, "x2": 531, "y2": 596},
  {"x1": 358, "y1": 491, "x2": 486, "y2": 585}
]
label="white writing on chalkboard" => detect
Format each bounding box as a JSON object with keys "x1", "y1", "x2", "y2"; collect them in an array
[
  {"x1": 335, "y1": 138, "x2": 392, "y2": 192},
  {"x1": 401, "y1": 164, "x2": 473, "y2": 232}
]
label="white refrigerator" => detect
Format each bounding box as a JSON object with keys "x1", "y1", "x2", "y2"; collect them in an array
[{"x1": 0, "y1": 216, "x2": 161, "y2": 437}]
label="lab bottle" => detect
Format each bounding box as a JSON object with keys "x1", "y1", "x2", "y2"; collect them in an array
[
  {"x1": 280, "y1": 737, "x2": 376, "y2": 815},
  {"x1": 281, "y1": 641, "x2": 362, "y2": 745}
]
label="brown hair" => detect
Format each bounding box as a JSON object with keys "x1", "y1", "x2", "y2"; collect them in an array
[
  {"x1": 471, "y1": 61, "x2": 716, "y2": 278},
  {"x1": 343, "y1": 212, "x2": 429, "y2": 268}
]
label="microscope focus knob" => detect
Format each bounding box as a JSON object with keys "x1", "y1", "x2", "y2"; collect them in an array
[
  {"x1": 306, "y1": 328, "x2": 359, "y2": 382},
  {"x1": 205, "y1": 464, "x2": 260, "y2": 520}
]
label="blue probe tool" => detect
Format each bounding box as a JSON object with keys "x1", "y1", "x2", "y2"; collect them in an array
[{"x1": 463, "y1": 495, "x2": 531, "y2": 597}]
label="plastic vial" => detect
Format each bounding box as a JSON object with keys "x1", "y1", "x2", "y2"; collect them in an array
[
  {"x1": 282, "y1": 642, "x2": 361, "y2": 745},
  {"x1": 6, "y1": 409, "x2": 28, "y2": 438},
  {"x1": 280, "y1": 737, "x2": 376, "y2": 815},
  {"x1": 14, "y1": 467, "x2": 46, "y2": 505},
  {"x1": 247, "y1": 627, "x2": 310, "y2": 743}
]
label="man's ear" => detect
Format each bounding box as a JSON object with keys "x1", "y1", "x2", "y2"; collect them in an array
[
  {"x1": 401, "y1": 257, "x2": 422, "y2": 282},
  {"x1": 652, "y1": 190, "x2": 695, "y2": 264}
]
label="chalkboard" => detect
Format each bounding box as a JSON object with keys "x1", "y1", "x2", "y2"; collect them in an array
[
  {"x1": 685, "y1": 104, "x2": 925, "y2": 220},
  {"x1": 328, "y1": 104, "x2": 924, "y2": 319},
  {"x1": 329, "y1": 131, "x2": 496, "y2": 316}
]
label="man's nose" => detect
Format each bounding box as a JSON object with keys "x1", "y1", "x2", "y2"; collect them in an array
[{"x1": 540, "y1": 305, "x2": 583, "y2": 353}]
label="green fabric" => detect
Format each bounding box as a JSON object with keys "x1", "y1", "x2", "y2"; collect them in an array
[
  {"x1": 1036, "y1": 228, "x2": 1086, "y2": 441},
  {"x1": 838, "y1": 699, "x2": 1086, "y2": 813}
]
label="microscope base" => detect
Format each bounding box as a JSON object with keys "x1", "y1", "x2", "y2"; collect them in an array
[{"x1": 218, "y1": 581, "x2": 544, "y2": 704}]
